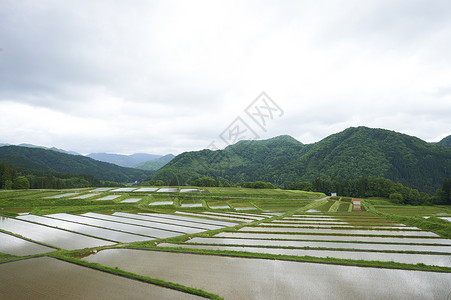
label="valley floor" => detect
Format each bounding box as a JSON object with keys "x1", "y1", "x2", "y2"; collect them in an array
[{"x1": 1, "y1": 187, "x2": 450, "y2": 299}]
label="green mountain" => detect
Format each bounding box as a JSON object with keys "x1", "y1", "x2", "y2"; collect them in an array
[
  {"x1": 436, "y1": 135, "x2": 451, "y2": 147},
  {"x1": 0, "y1": 146, "x2": 150, "y2": 183},
  {"x1": 150, "y1": 127, "x2": 451, "y2": 193},
  {"x1": 134, "y1": 154, "x2": 175, "y2": 171}
]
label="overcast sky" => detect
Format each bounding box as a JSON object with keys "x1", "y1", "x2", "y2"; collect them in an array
[{"x1": 1, "y1": 0, "x2": 450, "y2": 155}]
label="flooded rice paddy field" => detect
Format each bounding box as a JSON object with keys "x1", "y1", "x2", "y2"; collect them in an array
[
  {"x1": 148, "y1": 200, "x2": 174, "y2": 206},
  {"x1": 120, "y1": 198, "x2": 141, "y2": 203},
  {"x1": 202, "y1": 211, "x2": 265, "y2": 220},
  {"x1": 165, "y1": 212, "x2": 240, "y2": 227},
  {"x1": 71, "y1": 193, "x2": 99, "y2": 199},
  {"x1": 180, "y1": 188, "x2": 200, "y2": 193},
  {"x1": 0, "y1": 232, "x2": 56, "y2": 256},
  {"x1": 133, "y1": 187, "x2": 158, "y2": 192},
  {"x1": 258, "y1": 223, "x2": 420, "y2": 229},
  {"x1": 86, "y1": 249, "x2": 451, "y2": 299},
  {"x1": 111, "y1": 187, "x2": 138, "y2": 192},
  {"x1": 0, "y1": 256, "x2": 201, "y2": 300},
  {"x1": 46, "y1": 192, "x2": 80, "y2": 199},
  {"x1": 180, "y1": 203, "x2": 204, "y2": 208},
  {"x1": 216, "y1": 231, "x2": 451, "y2": 245},
  {"x1": 0, "y1": 217, "x2": 114, "y2": 250},
  {"x1": 96, "y1": 195, "x2": 121, "y2": 201},
  {"x1": 1, "y1": 189, "x2": 450, "y2": 298},
  {"x1": 157, "y1": 243, "x2": 451, "y2": 267},
  {"x1": 183, "y1": 236, "x2": 451, "y2": 253},
  {"x1": 114, "y1": 212, "x2": 221, "y2": 230},
  {"x1": 17, "y1": 214, "x2": 150, "y2": 243},
  {"x1": 81, "y1": 212, "x2": 204, "y2": 234},
  {"x1": 240, "y1": 226, "x2": 439, "y2": 236},
  {"x1": 157, "y1": 188, "x2": 179, "y2": 193}
]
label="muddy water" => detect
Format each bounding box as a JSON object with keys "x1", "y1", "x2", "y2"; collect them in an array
[
  {"x1": 0, "y1": 217, "x2": 114, "y2": 250},
  {"x1": 19, "y1": 215, "x2": 149, "y2": 243},
  {"x1": 240, "y1": 226, "x2": 439, "y2": 236},
  {"x1": 0, "y1": 232, "x2": 55, "y2": 256},
  {"x1": 216, "y1": 232, "x2": 451, "y2": 245},
  {"x1": 113, "y1": 212, "x2": 220, "y2": 230},
  {"x1": 82, "y1": 213, "x2": 200, "y2": 234},
  {"x1": 0, "y1": 256, "x2": 201, "y2": 299},
  {"x1": 187, "y1": 237, "x2": 451, "y2": 253},
  {"x1": 157, "y1": 243, "x2": 451, "y2": 268},
  {"x1": 86, "y1": 249, "x2": 451, "y2": 299}
]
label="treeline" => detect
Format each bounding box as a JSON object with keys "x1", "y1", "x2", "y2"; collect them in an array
[
  {"x1": 0, "y1": 161, "x2": 123, "y2": 189},
  {"x1": 144, "y1": 176, "x2": 275, "y2": 189},
  {"x1": 288, "y1": 176, "x2": 451, "y2": 205}
]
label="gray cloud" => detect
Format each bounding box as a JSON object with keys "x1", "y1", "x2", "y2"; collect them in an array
[{"x1": 0, "y1": 0, "x2": 450, "y2": 154}]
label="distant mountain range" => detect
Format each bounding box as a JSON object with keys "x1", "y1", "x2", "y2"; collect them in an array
[
  {"x1": 0, "y1": 146, "x2": 150, "y2": 183},
  {"x1": 150, "y1": 127, "x2": 451, "y2": 193},
  {"x1": 85, "y1": 152, "x2": 166, "y2": 168},
  {"x1": 433, "y1": 135, "x2": 451, "y2": 147},
  {"x1": 134, "y1": 154, "x2": 176, "y2": 171},
  {"x1": 0, "y1": 143, "x2": 174, "y2": 171},
  {"x1": 1, "y1": 128, "x2": 450, "y2": 190}
]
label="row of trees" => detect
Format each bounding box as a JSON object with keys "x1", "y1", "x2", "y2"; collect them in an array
[
  {"x1": 145, "y1": 176, "x2": 275, "y2": 189},
  {"x1": 288, "y1": 176, "x2": 451, "y2": 205}
]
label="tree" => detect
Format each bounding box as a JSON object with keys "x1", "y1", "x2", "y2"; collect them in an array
[
  {"x1": 439, "y1": 178, "x2": 451, "y2": 204},
  {"x1": 190, "y1": 176, "x2": 219, "y2": 187},
  {"x1": 1, "y1": 162, "x2": 17, "y2": 189},
  {"x1": 288, "y1": 181, "x2": 313, "y2": 191},
  {"x1": 13, "y1": 176, "x2": 30, "y2": 189},
  {"x1": 389, "y1": 193, "x2": 403, "y2": 204}
]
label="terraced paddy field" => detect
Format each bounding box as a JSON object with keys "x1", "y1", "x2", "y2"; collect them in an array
[
  {"x1": 85, "y1": 249, "x2": 451, "y2": 299},
  {"x1": 0, "y1": 256, "x2": 201, "y2": 299},
  {"x1": 1, "y1": 188, "x2": 450, "y2": 299}
]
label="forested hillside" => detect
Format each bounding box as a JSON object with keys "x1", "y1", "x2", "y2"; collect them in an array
[
  {"x1": 0, "y1": 146, "x2": 150, "y2": 183},
  {"x1": 150, "y1": 127, "x2": 451, "y2": 193},
  {"x1": 134, "y1": 154, "x2": 175, "y2": 171},
  {"x1": 436, "y1": 135, "x2": 451, "y2": 147}
]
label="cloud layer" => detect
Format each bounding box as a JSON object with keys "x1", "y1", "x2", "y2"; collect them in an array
[{"x1": 1, "y1": 0, "x2": 450, "y2": 154}]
